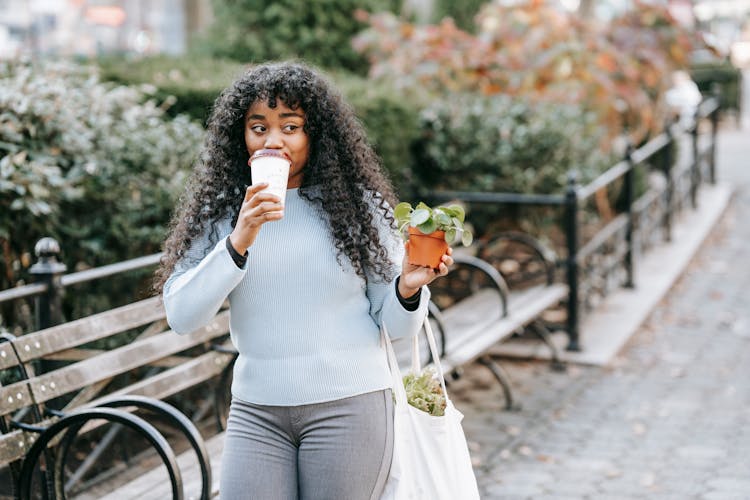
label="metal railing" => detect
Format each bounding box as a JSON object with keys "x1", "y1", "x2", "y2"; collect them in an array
[
  {"x1": 429, "y1": 95, "x2": 720, "y2": 351},
  {"x1": 0, "y1": 238, "x2": 162, "y2": 331}
]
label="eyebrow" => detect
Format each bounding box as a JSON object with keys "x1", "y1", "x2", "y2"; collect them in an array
[{"x1": 246, "y1": 112, "x2": 305, "y2": 121}]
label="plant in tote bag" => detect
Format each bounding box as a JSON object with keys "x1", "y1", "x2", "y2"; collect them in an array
[
  {"x1": 381, "y1": 316, "x2": 480, "y2": 500},
  {"x1": 403, "y1": 366, "x2": 446, "y2": 417}
]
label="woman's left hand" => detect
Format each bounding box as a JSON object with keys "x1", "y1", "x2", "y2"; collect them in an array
[{"x1": 397, "y1": 244, "x2": 453, "y2": 299}]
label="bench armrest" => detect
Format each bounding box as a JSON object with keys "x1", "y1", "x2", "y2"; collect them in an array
[
  {"x1": 450, "y1": 254, "x2": 509, "y2": 318},
  {"x1": 478, "y1": 231, "x2": 558, "y2": 286}
]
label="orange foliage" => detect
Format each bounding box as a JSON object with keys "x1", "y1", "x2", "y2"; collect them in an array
[{"x1": 353, "y1": 0, "x2": 705, "y2": 145}]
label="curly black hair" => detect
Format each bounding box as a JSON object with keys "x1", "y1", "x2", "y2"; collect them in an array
[{"x1": 154, "y1": 61, "x2": 398, "y2": 293}]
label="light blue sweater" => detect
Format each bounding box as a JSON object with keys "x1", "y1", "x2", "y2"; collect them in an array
[{"x1": 163, "y1": 188, "x2": 430, "y2": 405}]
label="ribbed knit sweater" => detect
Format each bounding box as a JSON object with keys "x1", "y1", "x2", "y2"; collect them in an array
[{"x1": 163, "y1": 187, "x2": 430, "y2": 405}]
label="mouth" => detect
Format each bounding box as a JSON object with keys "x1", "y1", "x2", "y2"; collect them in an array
[{"x1": 248, "y1": 149, "x2": 292, "y2": 164}]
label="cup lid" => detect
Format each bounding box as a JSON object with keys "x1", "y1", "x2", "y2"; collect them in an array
[{"x1": 249, "y1": 149, "x2": 291, "y2": 164}]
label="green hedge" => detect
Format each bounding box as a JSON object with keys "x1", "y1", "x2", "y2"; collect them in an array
[
  {"x1": 431, "y1": 0, "x2": 487, "y2": 32},
  {"x1": 98, "y1": 55, "x2": 248, "y2": 124},
  {"x1": 0, "y1": 60, "x2": 204, "y2": 331},
  {"x1": 412, "y1": 94, "x2": 614, "y2": 194},
  {"x1": 332, "y1": 73, "x2": 425, "y2": 198},
  {"x1": 407, "y1": 93, "x2": 619, "y2": 238}
]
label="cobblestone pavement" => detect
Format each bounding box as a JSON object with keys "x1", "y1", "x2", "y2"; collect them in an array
[{"x1": 450, "y1": 126, "x2": 750, "y2": 499}]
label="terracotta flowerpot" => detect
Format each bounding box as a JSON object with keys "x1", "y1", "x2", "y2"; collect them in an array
[{"x1": 407, "y1": 227, "x2": 448, "y2": 269}]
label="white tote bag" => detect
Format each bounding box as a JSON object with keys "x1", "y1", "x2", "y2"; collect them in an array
[{"x1": 380, "y1": 316, "x2": 480, "y2": 500}]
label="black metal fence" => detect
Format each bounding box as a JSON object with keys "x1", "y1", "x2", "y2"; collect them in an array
[
  {"x1": 0, "y1": 241, "x2": 162, "y2": 332},
  {"x1": 429, "y1": 96, "x2": 720, "y2": 351},
  {"x1": 0, "y1": 96, "x2": 721, "y2": 354}
]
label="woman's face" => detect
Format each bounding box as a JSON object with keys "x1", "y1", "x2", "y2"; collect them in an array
[{"x1": 244, "y1": 99, "x2": 310, "y2": 189}]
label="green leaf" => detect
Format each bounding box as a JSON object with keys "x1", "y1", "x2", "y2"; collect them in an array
[
  {"x1": 444, "y1": 204, "x2": 465, "y2": 222},
  {"x1": 434, "y1": 209, "x2": 451, "y2": 227},
  {"x1": 462, "y1": 230, "x2": 473, "y2": 246},
  {"x1": 451, "y1": 217, "x2": 464, "y2": 229},
  {"x1": 445, "y1": 227, "x2": 456, "y2": 244},
  {"x1": 394, "y1": 202, "x2": 412, "y2": 224},
  {"x1": 415, "y1": 201, "x2": 431, "y2": 211},
  {"x1": 416, "y1": 218, "x2": 437, "y2": 234},
  {"x1": 411, "y1": 208, "x2": 430, "y2": 226}
]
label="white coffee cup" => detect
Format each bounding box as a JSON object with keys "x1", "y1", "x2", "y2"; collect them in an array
[{"x1": 249, "y1": 149, "x2": 291, "y2": 205}]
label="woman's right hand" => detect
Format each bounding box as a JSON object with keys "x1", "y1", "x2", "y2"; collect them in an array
[{"x1": 228, "y1": 183, "x2": 284, "y2": 254}]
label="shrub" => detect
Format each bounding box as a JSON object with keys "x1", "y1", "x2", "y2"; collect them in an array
[
  {"x1": 354, "y1": 1, "x2": 705, "y2": 144},
  {"x1": 409, "y1": 93, "x2": 619, "y2": 240},
  {"x1": 96, "y1": 58, "x2": 426, "y2": 199},
  {"x1": 332, "y1": 72, "x2": 425, "y2": 198},
  {"x1": 0, "y1": 60, "x2": 204, "y2": 329},
  {"x1": 431, "y1": 0, "x2": 487, "y2": 32},
  {"x1": 98, "y1": 55, "x2": 248, "y2": 124},
  {"x1": 199, "y1": 0, "x2": 402, "y2": 74},
  {"x1": 412, "y1": 94, "x2": 614, "y2": 194}
]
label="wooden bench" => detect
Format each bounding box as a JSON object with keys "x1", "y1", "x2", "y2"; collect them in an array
[
  {"x1": 0, "y1": 296, "x2": 235, "y2": 500},
  {"x1": 105, "y1": 233, "x2": 568, "y2": 498},
  {"x1": 1, "y1": 232, "x2": 566, "y2": 499}
]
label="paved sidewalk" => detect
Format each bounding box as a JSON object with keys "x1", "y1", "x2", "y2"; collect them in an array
[{"x1": 451, "y1": 125, "x2": 750, "y2": 499}]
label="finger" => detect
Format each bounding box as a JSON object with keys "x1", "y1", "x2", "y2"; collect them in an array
[
  {"x1": 261, "y1": 210, "x2": 284, "y2": 221},
  {"x1": 447, "y1": 247, "x2": 453, "y2": 255},
  {"x1": 244, "y1": 183, "x2": 269, "y2": 203},
  {"x1": 438, "y1": 262, "x2": 449, "y2": 276},
  {"x1": 250, "y1": 201, "x2": 284, "y2": 216},
  {"x1": 441, "y1": 255, "x2": 454, "y2": 267},
  {"x1": 241, "y1": 207, "x2": 284, "y2": 226},
  {"x1": 248, "y1": 192, "x2": 282, "y2": 207}
]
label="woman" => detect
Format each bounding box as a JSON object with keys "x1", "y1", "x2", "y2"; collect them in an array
[{"x1": 154, "y1": 61, "x2": 453, "y2": 499}]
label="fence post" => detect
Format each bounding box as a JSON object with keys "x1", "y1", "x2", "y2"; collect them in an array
[
  {"x1": 29, "y1": 238, "x2": 66, "y2": 330},
  {"x1": 662, "y1": 123, "x2": 674, "y2": 242},
  {"x1": 709, "y1": 85, "x2": 720, "y2": 185},
  {"x1": 623, "y1": 144, "x2": 635, "y2": 289},
  {"x1": 690, "y1": 106, "x2": 700, "y2": 209},
  {"x1": 564, "y1": 172, "x2": 581, "y2": 352}
]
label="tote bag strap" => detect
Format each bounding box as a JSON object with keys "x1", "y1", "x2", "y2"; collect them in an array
[
  {"x1": 381, "y1": 322, "x2": 409, "y2": 405},
  {"x1": 382, "y1": 313, "x2": 449, "y2": 402},
  {"x1": 422, "y1": 316, "x2": 449, "y2": 399}
]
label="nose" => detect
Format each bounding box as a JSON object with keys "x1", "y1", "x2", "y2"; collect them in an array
[{"x1": 264, "y1": 130, "x2": 283, "y2": 149}]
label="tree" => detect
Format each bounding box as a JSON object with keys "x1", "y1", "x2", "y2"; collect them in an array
[{"x1": 199, "y1": 0, "x2": 401, "y2": 73}]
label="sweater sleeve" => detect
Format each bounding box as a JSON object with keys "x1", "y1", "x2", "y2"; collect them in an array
[
  {"x1": 364, "y1": 192, "x2": 430, "y2": 339},
  {"x1": 163, "y1": 221, "x2": 247, "y2": 335}
]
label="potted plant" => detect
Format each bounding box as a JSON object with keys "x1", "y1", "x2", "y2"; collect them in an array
[{"x1": 394, "y1": 201, "x2": 473, "y2": 268}]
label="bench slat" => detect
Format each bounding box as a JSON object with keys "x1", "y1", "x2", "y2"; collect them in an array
[
  {"x1": 8, "y1": 296, "x2": 165, "y2": 366},
  {"x1": 0, "y1": 430, "x2": 31, "y2": 465},
  {"x1": 89, "y1": 350, "x2": 234, "y2": 405},
  {"x1": 0, "y1": 341, "x2": 23, "y2": 371},
  {"x1": 0, "y1": 312, "x2": 229, "y2": 413},
  {"x1": 43, "y1": 348, "x2": 190, "y2": 368},
  {"x1": 441, "y1": 284, "x2": 568, "y2": 372}
]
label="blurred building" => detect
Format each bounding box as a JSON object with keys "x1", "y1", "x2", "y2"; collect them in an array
[
  {"x1": 0, "y1": 0, "x2": 212, "y2": 59},
  {"x1": 2, "y1": 0, "x2": 748, "y2": 63}
]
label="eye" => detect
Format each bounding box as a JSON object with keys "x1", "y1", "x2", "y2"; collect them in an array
[
  {"x1": 283, "y1": 124, "x2": 301, "y2": 133},
  {"x1": 250, "y1": 124, "x2": 266, "y2": 133}
]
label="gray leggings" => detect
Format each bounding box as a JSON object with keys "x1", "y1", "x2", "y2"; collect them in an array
[{"x1": 219, "y1": 389, "x2": 393, "y2": 500}]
